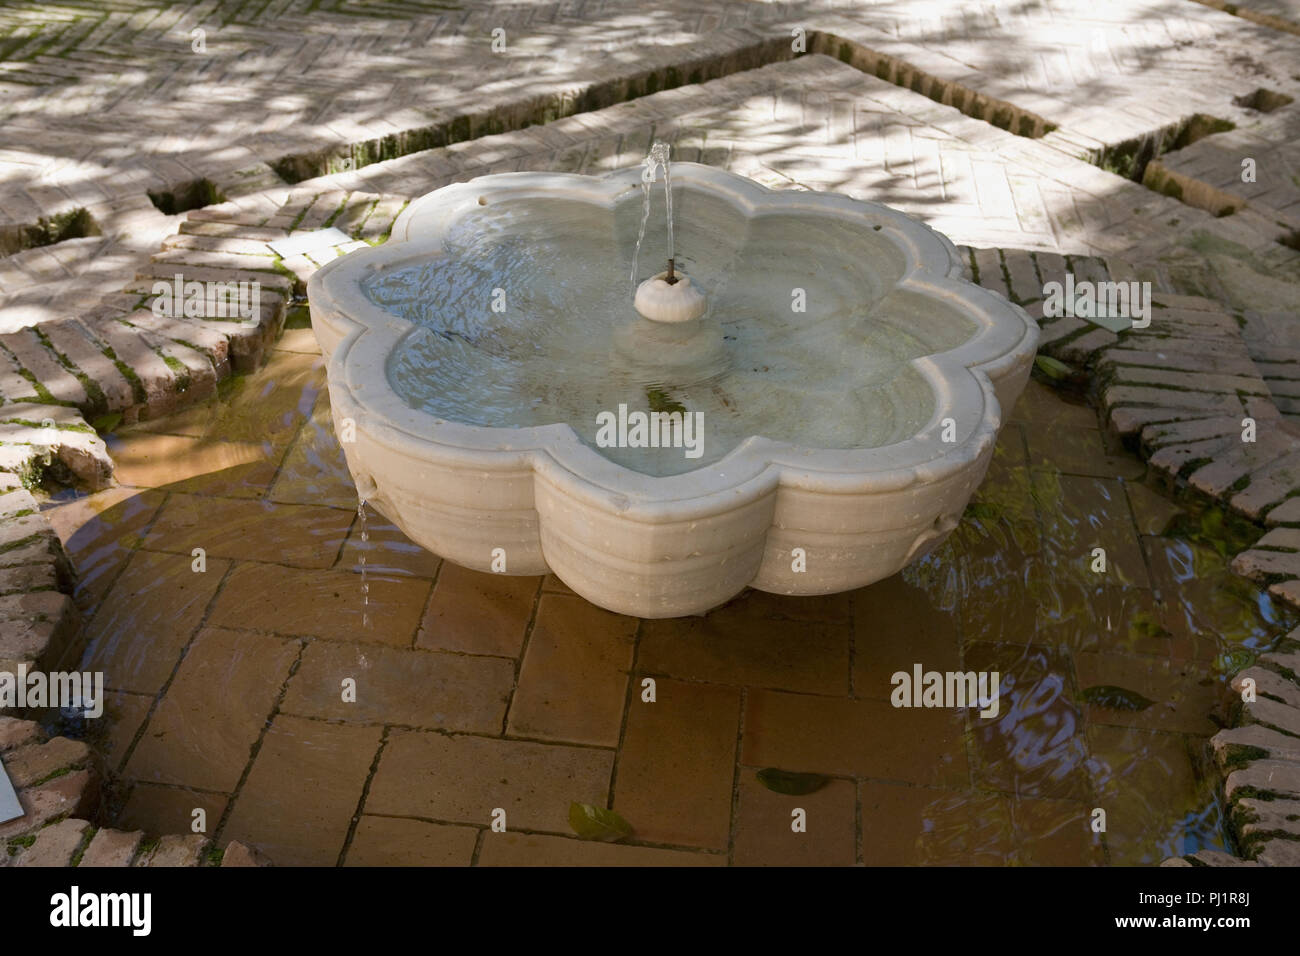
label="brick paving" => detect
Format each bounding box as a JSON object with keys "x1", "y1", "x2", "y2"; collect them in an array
[{"x1": 3, "y1": 0, "x2": 1300, "y2": 866}]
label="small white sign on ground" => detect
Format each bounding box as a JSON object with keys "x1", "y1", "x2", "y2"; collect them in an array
[
  {"x1": 0, "y1": 757, "x2": 22, "y2": 825},
  {"x1": 268, "y1": 227, "x2": 353, "y2": 259}
]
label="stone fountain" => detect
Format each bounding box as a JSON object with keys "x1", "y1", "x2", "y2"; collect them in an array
[{"x1": 307, "y1": 152, "x2": 1038, "y2": 618}]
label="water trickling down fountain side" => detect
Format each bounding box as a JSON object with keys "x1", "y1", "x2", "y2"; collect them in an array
[{"x1": 308, "y1": 163, "x2": 1039, "y2": 618}]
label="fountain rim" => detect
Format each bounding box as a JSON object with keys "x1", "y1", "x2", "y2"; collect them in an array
[{"x1": 308, "y1": 163, "x2": 1038, "y2": 519}]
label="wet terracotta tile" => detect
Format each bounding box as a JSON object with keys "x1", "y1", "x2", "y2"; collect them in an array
[
  {"x1": 281, "y1": 640, "x2": 513, "y2": 732},
  {"x1": 1037, "y1": 582, "x2": 1174, "y2": 656},
  {"x1": 343, "y1": 816, "x2": 477, "y2": 866},
  {"x1": 365, "y1": 729, "x2": 612, "y2": 834},
  {"x1": 1074, "y1": 651, "x2": 1221, "y2": 736},
  {"x1": 859, "y1": 782, "x2": 1014, "y2": 865},
  {"x1": 478, "y1": 832, "x2": 724, "y2": 866},
  {"x1": 222, "y1": 715, "x2": 382, "y2": 866},
  {"x1": 1126, "y1": 481, "x2": 1185, "y2": 536},
  {"x1": 1024, "y1": 423, "x2": 1145, "y2": 479},
  {"x1": 743, "y1": 690, "x2": 968, "y2": 788},
  {"x1": 925, "y1": 516, "x2": 1045, "y2": 643},
  {"x1": 965, "y1": 641, "x2": 1093, "y2": 801},
  {"x1": 275, "y1": 327, "x2": 322, "y2": 355},
  {"x1": 1142, "y1": 535, "x2": 1284, "y2": 655},
  {"x1": 105, "y1": 432, "x2": 280, "y2": 497},
  {"x1": 1010, "y1": 796, "x2": 1105, "y2": 865},
  {"x1": 46, "y1": 486, "x2": 165, "y2": 612},
  {"x1": 416, "y1": 564, "x2": 540, "y2": 657},
  {"x1": 507, "y1": 594, "x2": 637, "y2": 746},
  {"x1": 116, "y1": 782, "x2": 229, "y2": 842},
  {"x1": 1033, "y1": 472, "x2": 1150, "y2": 588},
  {"x1": 613, "y1": 679, "x2": 740, "y2": 850},
  {"x1": 1088, "y1": 724, "x2": 1213, "y2": 865},
  {"x1": 541, "y1": 573, "x2": 575, "y2": 594},
  {"x1": 714, "y1": 587, "x2": 854, "y2": 624},
  {"x1": 267, "y1": 400, "x2": 356, "y2": 509},
  {"x1": 852, "y1": 573, "x2": 960, "y2": 701},
  {"x1": 732, "y1": 773, "x2": 856, "y2": 866},
  {"x1": 968, "y1": 425, "x2": 1038, "y2": 523},
  {"x1": 1008, "y1": 380, "x2": 1098, "y2": 429},
  {"x1": 167, "y1": 350, "x2": 326, "y2": 447},
  {"x1": 337, "y1": 516, "x2": 441, "y2": 578},
  {"x1": 125, "y1": 627, "x2": 300, "y2": 791},
  {"x1": 83, "y1": 549, "x2": 230, "y2": 694},
  {"x1": 640, "y1": 606, "x2": 849, "y2": 696},
  {"x1": 144, "y1": 493, "x2": 352, "y2": 570},
  {"x1": 207, "y1": 563, "x2": 428, "y2": 645},
  {"x1": 92, "y1": 690, "x2": 152, "y2": 773}
]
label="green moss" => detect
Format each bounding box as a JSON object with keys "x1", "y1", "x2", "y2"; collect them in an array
[{"x1": 646, "y1": 387, "x2": 687, "y2": 415}]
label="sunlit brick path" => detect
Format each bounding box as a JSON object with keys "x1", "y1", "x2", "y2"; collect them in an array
[{"x1": 4, "y1": 0, "x2": 1300, "y2": 327}]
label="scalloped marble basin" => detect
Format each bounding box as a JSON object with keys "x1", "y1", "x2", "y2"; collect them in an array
[{"x1": 308, "y1": 164, "x2": 1038, "y2": 618}]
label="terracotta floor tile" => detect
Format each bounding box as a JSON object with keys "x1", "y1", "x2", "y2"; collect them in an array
[
  {"x1": 1126, "y1": 480, "x2": 1186, "y2": 536},
  {"x1": 206, "y1": 563, "x2": 428, "y2": 645},
  {"x1": 416, "y1": 564, "x2": 540, "y2": 657},
  {"x1": 743, "y1": 689, "x2": 968, "y2": 788},
  {"x1": 477, "y1": 832, "x2": 723, "y2": 866},
  {"x1": 1036, "y1": 583, "x2": 1174, "y2": 657},
  {"x1": 46, "y1": 486, "x2": 166, "y2": 613},
  {"x1": 852, "y1": 573, "x2": 960, "y2": 700},
  {"x1": 612, "y1": 679, "x2": 740, "y2": 849},
  {"x1": 267, "y1": 400, "x2": 356, "y2": 509},
  {"x1": 144, "y1": 493, "x2": 352, "y2": 570},
  {"x1": 507, "y1": 594, "x2": 637, "y2": 746},
  {"x1": 859, "y1": 782, "x2": 1015, "y2": 865},
  {"x1": 1088, "y1": 724, "x2": 1218, "y2": 865},
  {"x1": 639, "y1": 608, "x2": 849, "y2": 696},
  {"x1": 1008, "y1": 380, "x2": 1098, "y2": 429},
  {"x1": 965, "y1": 641, "x2": 1093, "y2": 801},
  {"x1": 1024, "y1": 423, "x2": 1145, "y2": 479},
  {"x1": 105, "y1": 432, "x2": 281, "y2": 497},
  {"x1": 92, "y1": 690, "x2": 152, "y2": 773},
  {"x1": 156, "y1": 351, "x2": 325, "y2": 447},
  {"x1": 281, "y1": 640, "x2": 513, "y2": 732},
  {"x1": 125, "y1": 627, "x2": 300, "y2": 791},
  {"x1": 365, "y1": 729, "x2": 612, "y2": 834},
  {"x1": 1034, "y1": 472, "x2": 1150, "y2": 588},
  {"x1": 83, "y1": 549, "x2": 229, "y2": 694},
  {"x1": 732, "y1": 773, "x2": 856, "y2": 866},
  {"x1": 337, "y1": 516, "x2": 442, "y2": 578},
  {"x1": 1074, "y1": 651, "x2": 1222, "y2": 736},
  {"x1": 343, "y1": 816, "x2": 477, "y2": 866},
  {"x1": 116, "y1": 783, "x2": 229, "y2": 842},
  {"x1": 221, "y1": 715, "x2": 382, "y2": 866},
  {"x1": 1010, "y1": 796, "x2": 1105, "y2": 865}
]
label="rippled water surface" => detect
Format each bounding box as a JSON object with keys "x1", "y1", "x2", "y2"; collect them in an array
[{"x1": 372, "y1": 194, "x2": 973, "y2": 476}]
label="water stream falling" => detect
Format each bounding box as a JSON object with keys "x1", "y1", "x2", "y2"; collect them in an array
[
  {"x1": 630, "y1": 140, "x2": 673, "y2": 296},
  {"x1": 357, "y1": 498, "x2": 370, "y2": 628}
]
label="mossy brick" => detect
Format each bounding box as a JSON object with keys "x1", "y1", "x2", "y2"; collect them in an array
[
  {"x1": 119, "y1": 310, "x2": 233, "y2": 373},
  {"x1": 0, "y1": 592, "x2": 81, "y2": 664},
  {"x1": 1104, "y1": 385, "x2": 1244, "y2": 415},
  {"x1": 0, "y1": 769, "x2": 98, "y2": 840},
  {"x1": 0, "y1": 563, "x2": 58, "y2": 595},
  {"x1": 1240, "y1": 694, "x2": 1300, "y2": 737},
  {"x1": 149, "y1": 247, "x2": 288, "y2": 275},
  {"x1": 1225, "y1": 760, "x2": 1300, "y2": 800},
  {"x1": 136, "y1": 833, "x2": 209, "y2": 867},
  {"x1": 1257, "y1": 840, "x2": 1300, "y2": 866},
  {"x1": 1110, "y1": 366, "x2": 1269, "y2": 396},
  {"x1": 178, "y1": 221, "x2": 289, "y2": 241},
  {"x1": 129, "y1": 263, "x2": 292, "y2": 298},
  {"x1": 92, "y1": 319, "x2": 177, "y2": 412},
  {"x1": 79, "y1": 828, "x2": 144, "y2": 867},
  {"x1": 13, "y1": 818, "x2": 92, "y2": 867},
  {"x1": 1104, "y1": 350, "x2": 1259, "y2": 377},
  {"x1": 1108, "y1": 405, "x2": 1220, "y2": 436},
  {"x1": 0, "y1": 346, "x2": 34, "y2": 401},
  {"x1": 0, "y1": 717, "x2": 42, "y2": 752},
  {"x1": 0, "y1": 330, "x2": 86, "y2": 406},
  {"x1": 1230, "y1": 451, "x2": 1300, "y2": 518},
  {"x1": 160, "y1": 233, "x2": 280, "y2": 257},
  {"x1": 39, "y1": 319, "x2": 135, "y2": 410},
  {"x1": 4, "y1": 737, "x2": 93, "y2": 789},
  {"x1": 1001, "y1": 250, "x2": 1041, "y2": 303},
  {"x1": 1232, "y1": 666, "x2": 1300, "y2": 709},
  {"x1": 1212, "y1": 725, "x2": 1300, "y2": 769},
  {"x1": 1141, "y1": 415, "x2": 1242, "y2": 447},
  {"x1": 1149, "y1": 436, "x2": 1234, "y2": 475},
  {"x1": 1057, "y1": 327, "x2": 1118, "y2": 364},
  {"x1": 1188, "y1": 435, "x2": 1295, "y2": 496}
]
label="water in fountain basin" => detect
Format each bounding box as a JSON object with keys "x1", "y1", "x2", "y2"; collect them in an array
[{"x1": 372, "y1": 189, "x2": 977, "y2": 477}]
